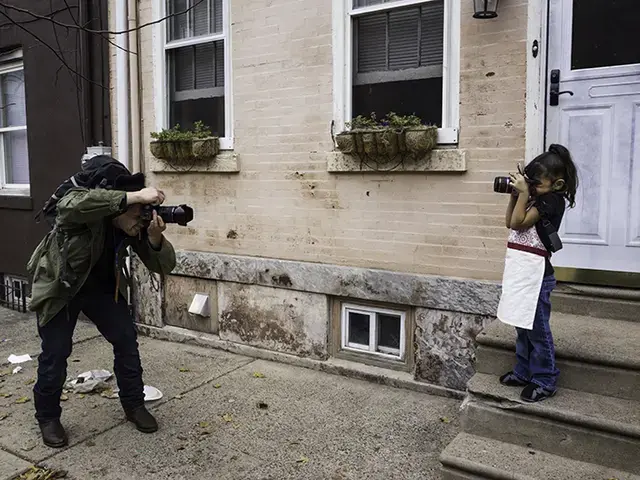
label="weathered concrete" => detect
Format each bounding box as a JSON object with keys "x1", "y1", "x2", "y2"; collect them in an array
[
  {"x1": 0, "y1": 308, "x2": 100, "y2": 361},
  {"x1": 0, "y1": 324, "x2": 251, "y2": 463},
  {"x1": 441, "y1": 433, "x2": 640, "y2": 480},
  {"x1": 137, "y1": 323, "x2": 464, "y2": 400},
  {"x1": 218, "y1": 282, "x2": 328, "y2": 359},
  {"x1": 164, "y1": 275, "x2": 219, "y2": 334},
  {"x1": 476, "y1": 313, "x2": 640, "y2": 401},
  {"x1": 326, "y1": 149, "x2": 468, "y2": 173},
  {"x1": 43, "y1": 360, "x2": 461, "y2": 479},
  {"x1": 0, "y1": 449, "x2": 31, "y2": 480},
  {"x1": 131, "y1": 254, "x2": 164, "y2": 328},
  {"x1": 172, "y1": 252, "x2": 502, "y2": 316},
  {"x1": 415, "y1": 308, "x2": 493, "y2": 390}
]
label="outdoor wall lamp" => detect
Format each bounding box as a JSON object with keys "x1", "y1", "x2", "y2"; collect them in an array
[{"x1": 473, "y1": 0, "x2": 500, "y2": 18}]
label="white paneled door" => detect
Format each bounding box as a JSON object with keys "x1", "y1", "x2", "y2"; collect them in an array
[{"x1": 546, "y1": 0, "x2": 640, "y2": 273}]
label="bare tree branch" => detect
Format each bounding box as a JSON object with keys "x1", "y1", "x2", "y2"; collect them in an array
[
  {"x1": 0, "y1": 0, "x2": 206, "y2": 36},
  {"x1": 0, "y1": 6, "x2": 77, "y2": 30},
  {"x1": 0, "y1": 8, "x2": 106, "y2": 90}
]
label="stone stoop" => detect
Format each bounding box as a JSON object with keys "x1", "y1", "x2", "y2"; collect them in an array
[{"x1": 440, "y1": 309, "x2": 640, "y2": 479}]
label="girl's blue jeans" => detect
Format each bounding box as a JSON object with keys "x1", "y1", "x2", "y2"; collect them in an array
[{"x1": 513, "y1": 274, "x2": 559, "y2": 392}]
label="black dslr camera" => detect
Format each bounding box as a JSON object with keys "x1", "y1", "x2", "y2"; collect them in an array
[
  {"x1": 493, "y1": 164, "x2": 537, "y2": 195},
  {"x1": 140, "y1": 204, "x2": 194, "y2": 227}
]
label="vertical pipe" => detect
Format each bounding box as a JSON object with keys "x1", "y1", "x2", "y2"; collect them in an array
[
  {"x1": 128, "y1": 0, "x2": 141, "y2": 174},
  {"x1": 115, "y1": 0, "x2": 130, "y2": 168}
]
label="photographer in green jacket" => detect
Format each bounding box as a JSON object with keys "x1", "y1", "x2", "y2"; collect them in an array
[{"x1": 27, "y1": 158, "x2": 176, "y2": 448}]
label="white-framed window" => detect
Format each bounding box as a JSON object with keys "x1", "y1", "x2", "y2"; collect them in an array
[
  {"x1": 157, "y1": 0, "x2": 233, "y2": 150},
  {"x1": 341, "y1": 303, "x2": 406, "y2": 360},
  {"x1": 333, "y1": 0, "x2": 460, "y2": 144},
  {"x1": 0, "y1": 49, "x2": 30, "y2": 192}
]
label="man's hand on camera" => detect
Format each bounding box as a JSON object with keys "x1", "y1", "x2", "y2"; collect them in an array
[
  {"x1": 147, "y1": 210, "x2": 166, "y2": 249},
  {"x1": 127, "y1": 187, "x2": 165, "y2": 206}
]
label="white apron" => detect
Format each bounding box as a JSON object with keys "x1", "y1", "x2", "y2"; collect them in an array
[{"x1": 497, "y1": 225, "x2": 548, "y2": 330}]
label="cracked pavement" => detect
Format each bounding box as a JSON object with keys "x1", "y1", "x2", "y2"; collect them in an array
[{"x1": 0, "y1": 308, "x2": 460, "y2": 479}]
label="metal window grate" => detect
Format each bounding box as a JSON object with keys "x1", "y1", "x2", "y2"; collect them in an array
[{"x1": 0, "y1": 279, "x2": 28, "y2": 313}]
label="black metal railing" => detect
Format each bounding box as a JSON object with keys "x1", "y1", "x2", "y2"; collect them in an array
[{"x1": 0, "y1": 280, "x2": 28, "y2": 313}]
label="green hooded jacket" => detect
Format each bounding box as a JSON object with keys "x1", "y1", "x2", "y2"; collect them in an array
[{"x1": 27, "y1": 187, "x2": 176, "y2": 326}]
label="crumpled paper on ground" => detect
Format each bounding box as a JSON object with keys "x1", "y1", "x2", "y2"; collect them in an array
[
  {"x1": 64, "y1": 370, "x2": 113, "y2": 394},
  {"x1": 8, "y1": 354, "x2": 32, "y2": 364}
]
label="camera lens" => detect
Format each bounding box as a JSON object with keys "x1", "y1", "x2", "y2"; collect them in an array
[{"x1": 493, "y1": 176, "x2": 513, "y2": 194}]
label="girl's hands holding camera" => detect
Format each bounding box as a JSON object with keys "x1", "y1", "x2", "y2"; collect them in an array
[{"x1": 509, "y1": 172, "x2": 529, "y2": 194}]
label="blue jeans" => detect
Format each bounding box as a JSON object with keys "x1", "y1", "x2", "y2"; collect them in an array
[
  {"x1": 513, "y1": 275, "x2": 559, "y2": 391},
  {"x1": 34, "y1": 291, "x2": 144, "y2": 421}
]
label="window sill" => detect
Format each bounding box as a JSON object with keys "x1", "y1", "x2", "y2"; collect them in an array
[
  {"x1": 150, "y1": 150, "x2": 240, "y2": 174},
  {"x1": 327, "y1": 148, "x2": 467, "y2": 173},
  {"x1": 0, "y1": 190, "x2": 33, "y2": 210}
]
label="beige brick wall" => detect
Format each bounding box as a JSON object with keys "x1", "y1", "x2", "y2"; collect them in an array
[{"x1": 115, "y1": 0, "x2": 529, "y2": 282}]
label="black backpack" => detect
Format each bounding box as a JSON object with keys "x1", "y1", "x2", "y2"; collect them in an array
[{"x1": 35, "y1": 155, "x2": 136, "y2": 227}]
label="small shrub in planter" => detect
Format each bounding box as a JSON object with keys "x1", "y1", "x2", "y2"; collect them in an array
[
  {"x1": 150, "y1": 121, "x2": 219, "y2": 164},
  {"x1": 335, "y1": 112, "x2": 437, "y2": 158}
]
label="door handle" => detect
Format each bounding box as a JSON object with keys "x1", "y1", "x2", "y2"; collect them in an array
[{"x1": 550, "y1": 69, "x2": 574, "y2": 106}]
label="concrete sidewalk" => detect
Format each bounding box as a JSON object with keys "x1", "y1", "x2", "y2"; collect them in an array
[{"x1": 0, "y1": 308, "x2": 460, "y2": 479}]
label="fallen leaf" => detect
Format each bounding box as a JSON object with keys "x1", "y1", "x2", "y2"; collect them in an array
[
  {"x1": 214, "y1": 384, "x2": 222, "y2": 389},
  {"x1": 0, "y1": 392, "x2": 12, "y2": 398},
  {"x1": 60, "y1": 394, "x2": 69, "y2": 401},
  {"x1": 440, "y1": 417, "x2": 451, "y2": 424},
  {"x1": 198, "y1": 421, "x2": 210, "y2": 428},
  {"x1": 0, "y1": 370, "x2": 11, "y2": 377},
  {"x1": 24, "y1": 378, "x2": 35, "y2": 386},
  {"x1": 222, "y1": 413, "x2": 233, "y2": 423},
  {"x1": 179, "y1": 367, "x2": 190, "y2": 373},
  {"x1": 296, "y1": 456, "x2": 309, "y2": 465},
  {"x1": 0, "y1": 412, "x2": 9, "y2": 421},
  {"x1": 78, "y1": 394, "x2": 86, "y2": 399},
  {"x1": 257, "y1": 402, "x2": 269, "y2": 410},
  {"x1": 14, "y1": 396, "x2": 30, "y2": 404},
  {"x1": 253, "y1": 372, "x2": 265, "y2": 378}
]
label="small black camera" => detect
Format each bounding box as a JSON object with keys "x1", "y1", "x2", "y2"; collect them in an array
[{"x1": 141, "y1": 204, "x2": 194, "y2": 227}]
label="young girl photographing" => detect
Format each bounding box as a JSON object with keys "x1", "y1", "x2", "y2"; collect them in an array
[{"x1": 496, "y1": 144, "x2": 579, "y2": 403}]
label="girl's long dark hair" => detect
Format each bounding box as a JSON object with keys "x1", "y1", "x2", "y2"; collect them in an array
[{"x1": 525, "y1": 144, "x2": 579, "y2": 207}]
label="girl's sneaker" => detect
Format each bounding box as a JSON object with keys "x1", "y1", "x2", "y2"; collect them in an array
[
  {"x1": 521, "y1": 383, "x2": 557, "y2": 403},
  {"x1": 499, "y1": 371, "x2": 528, "y2": 387}
]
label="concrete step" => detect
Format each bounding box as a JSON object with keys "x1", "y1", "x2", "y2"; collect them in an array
[
  {"x1": 440, "y1": 432, "x2": 640, "y2": 480},
  {"x1": 461, "y1": 373, "x2": 640, "y2": 474},
  {"x1": 552, "y1": 285, "x2": 640, "y2": 323},
  {"x1": 476, "y1": 313, "x2": 640, "y2": 401}
]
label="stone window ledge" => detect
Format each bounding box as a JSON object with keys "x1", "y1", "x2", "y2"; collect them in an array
[
  {"x1": 150, "y1": 151, "x2": 240, "y2": 174},
  {"x1": 0, "y1": 189, "x2": 32, "y2": 210},
  {"x1": 327, "y1": 148, "x2": 467, "y2": 173}
]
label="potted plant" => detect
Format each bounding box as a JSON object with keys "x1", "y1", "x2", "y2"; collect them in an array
[
  {"x1": 335, "y1": 112, "x2": 437, "y2": 158},
  {"x1": 150, "y1": 121, "x2": 219, "y2": 164}
]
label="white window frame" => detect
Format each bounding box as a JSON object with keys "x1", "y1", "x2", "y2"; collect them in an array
[
  {"x1": 154, "y1": 0, "x2": 234, "y2": 150},
  {"x1": 332, "y1": 0, "x2": 460, "y2": 145},
  {"x1": 0, "y1": 49, "x2": 29, "y2": 193},
  {"x1": 341, "y1": 303, "x2": 406, "y2": 360}
]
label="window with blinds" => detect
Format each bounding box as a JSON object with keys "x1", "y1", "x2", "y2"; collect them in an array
[
  {"x1": 352, "y1": 0, "x2": 445, "y2": 128},
  {"x1": 166, "y1": 0, "x2": 226, "y2": 138},
  {"x1": 0, "y1": 49, "x2": 29, "y2": 189}
]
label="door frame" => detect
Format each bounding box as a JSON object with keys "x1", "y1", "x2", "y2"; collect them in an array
[{"x1": 524, "y1": 0, "x2": 640, "y2": 288}]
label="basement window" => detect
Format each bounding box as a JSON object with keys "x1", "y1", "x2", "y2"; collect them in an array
[{"x1": 341, "y1": 303, "x2": 406, "y2": 360}]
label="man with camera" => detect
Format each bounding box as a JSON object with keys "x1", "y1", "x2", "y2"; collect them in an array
[{"x1": 27, "y1": 156, "x2": 177, "y2": 448}]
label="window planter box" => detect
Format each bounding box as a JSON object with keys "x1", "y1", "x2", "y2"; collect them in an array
[
  {"x1": 335, "y1": 126, "x2": 438, "y2": 158},
  {"x1": 149, "y1": 137, "x2": 220, "y2": 165}
]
